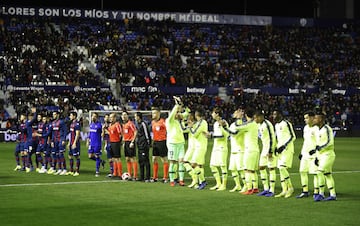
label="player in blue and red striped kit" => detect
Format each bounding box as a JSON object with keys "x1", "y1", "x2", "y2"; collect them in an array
[
  {"x1": 47, "y1": 110, "x2": 67, "y2": 175},
  {"x1": 87, "y1": 112, "x2": 105, "y2": 177},
  {"x1": 67, "y1": 111, "x2": 81, "y2": 176},
  {"x1": 14, "y1": 112, "x2": 28, "y2": 171},
  {"x1": 24, "y1": 107, "x2": 38, "y2": 173},
  {"x1": 35, "y1": 112, "x2": 51, "y2": 173}
]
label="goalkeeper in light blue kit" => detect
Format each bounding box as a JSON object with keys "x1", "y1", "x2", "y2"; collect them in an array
[
  {"x1": 311, "y1": 111, "x2": 337, "y2": 201},
  {"x1": 272, "y1": 110, "x2": 296, "y2": 198}
]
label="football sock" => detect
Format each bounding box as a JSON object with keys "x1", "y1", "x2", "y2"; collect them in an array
[
  {"x1": 211, "y1": 166, "x2": 221, "y2": 186},
  {"x1": 260, "y1": 169, "x2": 269, "y2": 191},
  {"x1": 127, "y1": 161, "x2": 132, "y2": 176},
  {"x1": 300, "y1": 172, "x2": 308, "y2": 192},
  {"x1": 163, "y1": 162, "x2": 169, "y2": 180},
  {"x1": 132, "y1": 161, "x2": 138, "y2": 178},
  {"x1": 269, "y1": 169, "x2": 276, "y2": 193},
  {"x1": 324, "y1": 172, "x2": 336, "y2": 196},
  {"x1": 178, "y1": 162, "x2": 185, "y2": 181},
  {"x1": 153, "y1": 162, "x2": 159, "y2": 179}
]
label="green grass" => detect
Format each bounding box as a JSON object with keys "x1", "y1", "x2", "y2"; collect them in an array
[{"x1": 1, "y1": 138, "x2": 360, "y2": 226}]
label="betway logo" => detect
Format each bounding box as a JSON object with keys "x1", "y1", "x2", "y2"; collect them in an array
[{"x1": 186, "y1": 87, "x2": 206, "y2": 94}]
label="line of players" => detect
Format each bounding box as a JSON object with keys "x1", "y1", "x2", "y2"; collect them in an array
[
  {"x1": 12, "y1": 100, "x2": 336, "y2": 201},
  {"x1": 13, "y1": 107, "x2": 87, "y2": 176},
  {"x1": 165, "y1": 96, "x2": 336, "y2": 201}
]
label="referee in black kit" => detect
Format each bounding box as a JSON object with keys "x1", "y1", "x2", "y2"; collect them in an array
[{"x1": 134, "y1": 112, "x2": 152, "y2": 182}]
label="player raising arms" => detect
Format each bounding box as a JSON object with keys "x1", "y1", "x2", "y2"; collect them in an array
[{"x1": 166, "y1": 96, "x2": 186, "y2": 187}]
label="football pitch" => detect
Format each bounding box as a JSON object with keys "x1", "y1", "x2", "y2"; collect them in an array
[{"x1": 1, "y1": 138, "x2": 359, "y2": 226}]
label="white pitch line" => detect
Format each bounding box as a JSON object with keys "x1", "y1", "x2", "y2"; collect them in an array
[
  {"x1": 1, "y1": 170, "x2": 360, "y2": 188},
  {"x1": 0, "y1": 179, "x2": 123, "y2": 187}
]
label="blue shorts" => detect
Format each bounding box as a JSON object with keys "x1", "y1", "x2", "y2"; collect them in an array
[{"x1": 88, "y1": 145, "x2": 102, "y2": 156}]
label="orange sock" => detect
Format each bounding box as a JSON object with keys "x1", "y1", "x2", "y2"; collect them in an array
[
  {"x1": 117, "y1": 162, "x2": 123, "y2": 176},
  {"x1": 153, "y1": 162, "x2": 159, "y2": 179},
  {"x1": 127, "y1": 162, "x2": 132, "y2": 176},
  {"x1": 163, "y1": 162, "x2": 169, "y2": 179},
  {"x1": 132, "y1": 162, "x2": 138, "y2": 178},
  {"x1": 113, "y1": 162, "x2": 118, "y2": 176}
]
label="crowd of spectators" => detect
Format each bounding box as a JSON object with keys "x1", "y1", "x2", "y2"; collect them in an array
[{"x1": 0, "y1": 15, "x2": 359, "y2": 129}]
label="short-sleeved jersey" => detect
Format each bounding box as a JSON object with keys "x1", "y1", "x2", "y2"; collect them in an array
[
  {"x1": 69, "y1": 120, "x2": 81, "y2": 146},
  {"x1": 152, "y1": 118, "x2": 167, "y2": 141},
  {"x1": 89, "y1": 121, "x2": 102, "y2": 147},
  {"x1": 51, "y1": 118, "x2": 67, "y2": 142},
  {"x1": 37, "y1": 122, "x2": 50, "y2": 145},
  {"x1": 122, "y1": 120, "x2": 137, "y2": 141},
  {"x1": 108, "y1": 122, "x2": 122, "y2": 142}
]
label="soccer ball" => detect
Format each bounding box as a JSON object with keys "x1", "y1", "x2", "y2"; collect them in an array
[{"x1": 121, "y1": 172, "x2": 131, "y2": 180}]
